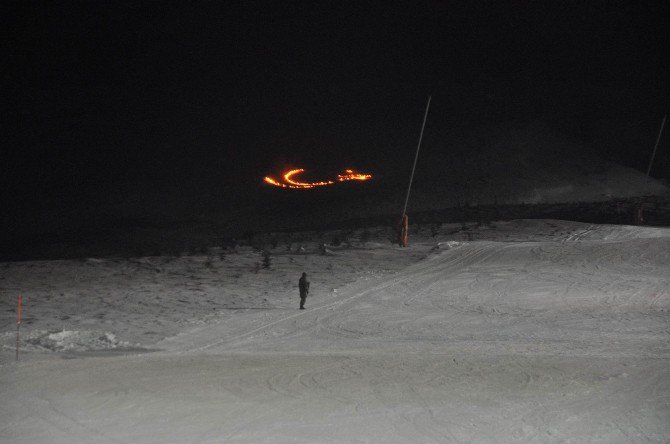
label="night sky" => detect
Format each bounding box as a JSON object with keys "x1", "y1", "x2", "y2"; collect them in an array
[{"x1": 5, "y1": 1, "x2": 670, "y2": 217}]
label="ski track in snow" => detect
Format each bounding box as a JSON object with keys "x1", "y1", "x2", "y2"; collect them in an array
[{"x1": 1, "y1": 220, "x2": 669, "y2": 443}]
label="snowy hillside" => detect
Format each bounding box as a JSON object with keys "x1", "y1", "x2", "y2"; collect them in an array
[
  {"x1": 1, "y1": 220, "x2": 669, "y2": 442},
  {"x1": 4, "y1": 123, "x2": 669, "y2": 262}
]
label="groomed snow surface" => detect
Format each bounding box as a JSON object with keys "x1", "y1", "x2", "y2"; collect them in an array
[{"x1": 1, "y1": 220, "x2": 669, "y2": 443}]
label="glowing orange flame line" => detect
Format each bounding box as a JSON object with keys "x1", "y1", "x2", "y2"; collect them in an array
[
  {"x1": 284, "y1": 169, "x2": 334, "y2": 187},
  {"x1": 337, "y1": 169, "x2": 372, "y2": 182},
  {"x1": 264, "y1": 168, "x2": 372, "y2": 189}
]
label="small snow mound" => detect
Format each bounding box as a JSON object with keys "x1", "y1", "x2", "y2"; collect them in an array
[
  {"x1": 85, "y1": 258, "x2": 105, "y2": 264},
  {"x1": 20, "y1": 330, "x2": 135, "y2": 352},
  {"x1": 432, "y1": 241, "x2": 463, "y2": 251}
]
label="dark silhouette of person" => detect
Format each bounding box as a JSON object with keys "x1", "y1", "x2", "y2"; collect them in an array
[{"x1": 299, "y1": 272, "x2": 310, "y2": 309}]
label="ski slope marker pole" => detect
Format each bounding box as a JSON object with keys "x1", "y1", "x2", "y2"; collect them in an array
[
  {"x1": 399, "y1": 95, "x2": 431, "y2": 247},
  {"x1": 645, "y1": 115, "x2": 667, "y2": 188},
  {"x1": 16, "y1": 295, "x2": 22, "y2": 361},
  {"x1": 401, "y1": 95, "x2": 431, "y2": 220}
]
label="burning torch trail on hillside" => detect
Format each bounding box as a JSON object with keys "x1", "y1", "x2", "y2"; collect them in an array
[{"x1": 263, "y1": 168, "x2": 372, "y2": 189}]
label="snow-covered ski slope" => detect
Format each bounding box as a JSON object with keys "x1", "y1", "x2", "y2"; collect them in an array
[{"x1": 1, "y1": 220, "x2": 669, "y2": 443}]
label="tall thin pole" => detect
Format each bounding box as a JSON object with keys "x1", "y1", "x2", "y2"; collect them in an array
[
  {"x1": 401, "y1": 95, "x2": 432, "y2": 218},
  {"x1": 646, "y1": 115, "x2": 667, "y2": 180},
  {"x1": 16, "y1": 295, "x2": 22, "y2": 361}
]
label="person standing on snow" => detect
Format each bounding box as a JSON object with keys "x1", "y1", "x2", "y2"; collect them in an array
[{"x1": 299, "y1": 272, "x2": 310, "y2": 309}]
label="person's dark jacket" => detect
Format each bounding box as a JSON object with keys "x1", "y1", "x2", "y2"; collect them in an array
[{"x1": 299, "y1": 275, "x2": 310, "y2": 297}]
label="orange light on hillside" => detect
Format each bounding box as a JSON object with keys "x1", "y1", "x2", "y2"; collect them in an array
[
  {"x1": 284, "y1": 169, "x2": 334, "y2": 188},
  {"x1": 263, "y1": 176, "x2": 288, "y2": 187},
  {"x1": 337, "y1": 169, "x2": 372, "y2": 182},
  {"x1": 263, "y1": 168, "x2": 372, "y2": 189}
]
